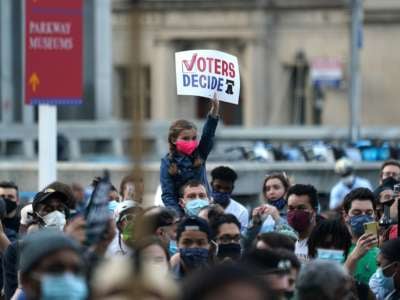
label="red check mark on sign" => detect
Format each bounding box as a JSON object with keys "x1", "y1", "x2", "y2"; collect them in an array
[{"x1": 182, "y1": 53, "x2": 197, "y2": 71}]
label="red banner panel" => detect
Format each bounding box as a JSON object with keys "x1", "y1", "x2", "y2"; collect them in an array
[{"x1": 25, "y1": 0, "x2": 83, "y2": 105}]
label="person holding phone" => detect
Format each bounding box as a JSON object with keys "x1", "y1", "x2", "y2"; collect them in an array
[{"x1": 343, "y1": 188, "x2": 379, "y2": 285}]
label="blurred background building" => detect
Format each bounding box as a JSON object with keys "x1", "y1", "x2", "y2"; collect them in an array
[
  {"x1": 111, "y1": 0, "x2": 400, "y2": 127},
  {"x1": 2, "y1": 0, "x2": 400, "y2": 126},
  {"x1": 1, "y1": 0, "x2": 400, "y2": 202}
]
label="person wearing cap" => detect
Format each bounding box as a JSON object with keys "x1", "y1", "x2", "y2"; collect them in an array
[
  {"x1": 31, "y1": 188, "x2": 70, "y2": 231},
  {"x1": 329, "y1": 158, "x2": 372, "y2": 210},
  {"x1": 45, "y1": 181, "x2": 76, "y2": 212},
  {"x1": 18, "y1": 230, "x2": 87, "y2": 300},
  {"x1": 2, "y1": 187, "x2": 87, "y2": 299},
  {"x1": 242, "y1": 248, "x2": 294, "y2": 299},
  {"x1": 369, "y1": 239, "x2": 400, "y2": 300},
  {"x1": 106, "y1": 200, "x2": 142, "y2": 257},
  {"x1": 172, "y1": 216, "x2": 212, "y2": 280}
]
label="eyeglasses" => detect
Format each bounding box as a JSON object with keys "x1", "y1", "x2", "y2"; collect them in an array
[
  {"x1": 120, "y1": 213, "x2": 136, "y2": 223},
  {"x1": 217, "y1": 234, "x2": 241, "y2": 244}
]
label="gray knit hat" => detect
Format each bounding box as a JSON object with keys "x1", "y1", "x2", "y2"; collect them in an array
[{"x1": 19, "y1": 229, "x2": 80, "y2": 274}]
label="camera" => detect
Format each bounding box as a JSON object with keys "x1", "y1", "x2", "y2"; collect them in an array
[
  {"x1": 378, "y1": 188, "x2": 400, "y2": 229},
  {"x1": 394, "y1": 183, "x2": 400, "y2": 195}
]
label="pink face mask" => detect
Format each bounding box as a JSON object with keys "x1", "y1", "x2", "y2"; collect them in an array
[{"x1": 175, "y1": 140, "x2": 198, "y2": 156}]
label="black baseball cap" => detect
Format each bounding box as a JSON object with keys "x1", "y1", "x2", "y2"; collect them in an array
[
  {"x1": 32, "y1": 188, "x2": 69, "y2": 212},
  {"x1": 381, "y1": 239, "x2": 400, "y2": 262}
]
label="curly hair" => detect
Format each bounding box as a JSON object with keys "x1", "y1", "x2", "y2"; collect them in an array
[{"x1": 307, "y1": 218, "x2": 352, "y2": 259}]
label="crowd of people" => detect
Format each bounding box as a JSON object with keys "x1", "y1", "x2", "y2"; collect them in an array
[{"x1": 0, "y1": 98, "x2": 400, "y2": 299}]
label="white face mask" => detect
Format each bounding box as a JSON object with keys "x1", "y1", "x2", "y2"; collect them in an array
[{"x1": 42, "y1": 211, "x2": 66, "y2": 231}]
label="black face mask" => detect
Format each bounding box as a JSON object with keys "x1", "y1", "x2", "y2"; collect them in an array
[
  {"x1": 3, "y1": 198, "x2": 17, "y2": 214},
  {"x1": 285, "y1": 291, "x2": 294, "y2": 300},
  {"x1": 217, "y1": 243, "x2": 242, "y2": 261}
]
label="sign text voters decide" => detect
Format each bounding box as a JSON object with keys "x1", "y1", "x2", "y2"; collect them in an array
[
  {"x1": 25, "y1": 0, "x2": 83, "y2": 105},
  {"x1": 175, "y1": 50, "x2": 240, "y2": 105}
]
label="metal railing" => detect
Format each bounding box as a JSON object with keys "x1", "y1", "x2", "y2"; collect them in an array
[{"x1": 0, "y1": 121, "x2": 399, "y2": 160}]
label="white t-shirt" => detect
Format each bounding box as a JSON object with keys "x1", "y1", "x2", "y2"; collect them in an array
[
  {"x1": 295, "y1": 238, "x2": 309, "y2": 263},
  {"x1": 225, "y1": 198, "x2": 249, "y2": 233},
  {"x1": 105, "y1": 234, "x2": 132, "y2": 257}
]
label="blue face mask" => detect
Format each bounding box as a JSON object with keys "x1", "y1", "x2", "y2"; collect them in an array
[
  {"x1": 349, "y1": 214, "x2": 374, "y2": 237},
  {"x1": 212, "y1": 191, "x2": 231, "y2": 207},
  {"x1": 168, "y1": 240, "x2": 178, "y2": 256},
  {"x1": 108, "y1": 200, "x2": 119, "y2": 214},
  {"x1": 317, "y1": 248, "x2": 345, "y2": 263},
  {"x1": 41, "y1": 272, "x2": 88, "y2": 300},
  {"x1": 185, "y1": 199, "x2": 209, "y2": 217},
  {"x1": 269, "y1": 197, "x2": 286, "y2": 211},
  {"x1": 369, "y1": 265, "x2": 396, "y2": 299},
  {"x1": 180, "y1": 247, "x2": 209, "y2": 270}
]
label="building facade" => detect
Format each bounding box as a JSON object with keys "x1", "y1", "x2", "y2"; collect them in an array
[
  {"x1": 1, "y1": 0, "x2": 400, "y2": 128},
  {"x1": 112, "y1": 0, "x2": 400, "y2": 127}
]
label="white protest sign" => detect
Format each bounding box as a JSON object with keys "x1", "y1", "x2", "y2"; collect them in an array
[{"x1": 175, "y1": 50, "x2": 240, "y2": 105}]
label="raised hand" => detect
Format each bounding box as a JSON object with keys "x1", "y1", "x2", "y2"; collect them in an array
[
  {"x1": 261, "y1": 204, "x2": 280, "y2": 222},
  {"x1": 209, "y1": 92, "x2": 220, "y2": 117}
]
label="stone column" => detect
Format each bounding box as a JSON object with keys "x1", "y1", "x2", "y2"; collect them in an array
[
  {"x1": 243, "y1": 39, "x2": 269, "y2": 127},
  {"x1": 151, "y1": 39, "x2": 177, "y2": 121},
  {"x1": 0, "y1": 0, "x2": 14, "y2": 124},
  {"x1": 93, "y1": 0, "x2": 112, "y2": 120}
]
